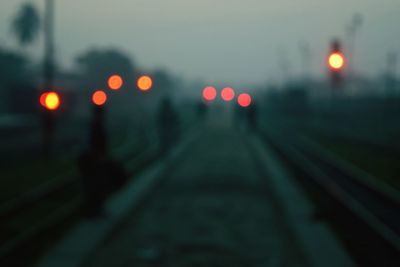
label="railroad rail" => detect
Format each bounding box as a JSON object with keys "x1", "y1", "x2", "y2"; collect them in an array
[
  {"x1": 263, "y1": 130, "x2": 400, "y2": 266},
  {"x1": 0, "y1": 137, "x2": 160, "y2": 266},
  {"x1": 305, "y1": 121, "x2": 400, "y2": 156}
]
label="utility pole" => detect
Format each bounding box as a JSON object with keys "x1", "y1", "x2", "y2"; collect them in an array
[
  {"x1": 385, "y1": 51, "x2": 397, "y2": 97},
  {"x1": 42, "y1": 0, "x2": 56, "y2": 158},
  {"x1": 346, "y1": 13, "x2": 363, "y2": 81},
  {"x1": 299, "y1": 41, "x2": 312, "y2": 84},
  {"x1": 277, "y1": 46, "x2": 291, "y2": 86}
]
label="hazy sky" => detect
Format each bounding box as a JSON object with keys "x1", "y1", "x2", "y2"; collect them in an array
[{"x1": 1, "y1": 0, "x2": 399, "y2": 85}]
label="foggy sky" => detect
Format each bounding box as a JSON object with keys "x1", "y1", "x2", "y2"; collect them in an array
[{"x1": 1, "y1": 0, "x2": 399, "y2": 85}]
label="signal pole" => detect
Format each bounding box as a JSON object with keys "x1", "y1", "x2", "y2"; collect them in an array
[
  {"x1": 327, "y1": 39, "x2": 346, "y2": 93},
  {"x1": 277, "y1": 46, "x2": 291, "y2": 85},
  {"x1": 299, "y1": 41, "x2": 312, "y2": 89},
  {"x1": 326, "y1": 38, "x2": 346, "y2": 116}
]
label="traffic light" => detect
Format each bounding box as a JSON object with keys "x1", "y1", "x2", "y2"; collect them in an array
[{"x1": 327, "y1": 39, "x2": 346, "y2": 88}]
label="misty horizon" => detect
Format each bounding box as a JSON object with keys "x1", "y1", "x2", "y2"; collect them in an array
[{"x1": 1, "y1": 0, "x2": 399, "y2": 86}]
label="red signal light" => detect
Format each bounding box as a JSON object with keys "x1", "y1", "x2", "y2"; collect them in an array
[
  {"x1": 221, "y1": 87, "x2": 235, "y2": 101},
  {"x1": 328, "y1": 52, "x2": 345, "y2": 71},
  {"x1": 202, "y1": 86, "x2": 217, "y2": 102},
  {"x1": 238, "y1": 93, "x2": 251, "y2": 108},
  {"x1": 92, "y1": 90, "x2": 107, "y2": 106},
  {"x1": 40, "y1": 92, "x2": 48, "y2": 107}
]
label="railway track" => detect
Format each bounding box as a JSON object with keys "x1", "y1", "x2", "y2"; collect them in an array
[
  {"x1": 79, "y1": 128, "x2": 315, "y2": 267},
  {"x1": 263, "y1": 131, "x2": 400, "y2": 266},
  {"x1": 305, "y1": 121, "x2": 400, "y2": 156},
  {"x1": 0, "y1": 137, "x2": 160, "y2": 266}
]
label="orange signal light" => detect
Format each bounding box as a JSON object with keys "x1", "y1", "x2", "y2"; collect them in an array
[
  {"x1": 238, "y1": 93, "x2": 251, "y2": 108},
  {"x1": 137, "y1": 75, "x2": 153, "y2": 91},
  {"x1": 108, "y1": 74, "x2": 123, "y2": 90},
  {"x1": 42, "y1": 92, "x2": 60, "y2": 110},
  {"x1": 221, "y1": 87, "x2": 235, "y2": 101},
  {"x1": 328, "y1": 52, "x2": 345, "y2": 70},
  {"x1": 202, "y1": 86, "x2": 217, "y2": 102},
  {"x1": 92, "y1": 90, "x2": 107, "y2": 106}
]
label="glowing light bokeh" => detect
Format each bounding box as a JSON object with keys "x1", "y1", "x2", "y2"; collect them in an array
[
  {"x1": 108, "y1": 74, "x2": 123, "y2": 90},
  {"x1": 221, "y1": 87, "x2": 235, "y2": 101},
  {"x1": 328, "y1": 52, "x2": 345, "y2": 70},
  {"x1": 238, "y1": 93, "x2": 251, "y2": 108},
  {"x1": 137, "y1": 75, "x2": 153, "y2": 91},
  {"x1": 40, "y1": 92, "x2": 48, "y2": 107},
  {"x1": 44, "y1": 92, "x2": 60, "y2": 110},
  {"x1": 92, "y1": 90, "x2": 107, "y2": 106},
  {"x1": 202, "y1": 86, "x2": 217, "y2": 101}
]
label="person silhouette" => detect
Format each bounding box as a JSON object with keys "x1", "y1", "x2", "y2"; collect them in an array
[
  {"x1": 157, "y1": 97, "x2": 180, "y2": 155},
  {"x1": 78, "y1": 105, "x2": 127, "y2": 219},
  {"x1": 78, "y1": 105, "x2": 109, "y2": 218},
  {"x1": 247, "y1": 103, "x2": 257, "y2": 131}
]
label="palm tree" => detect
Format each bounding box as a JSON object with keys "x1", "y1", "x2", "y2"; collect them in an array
[
  {"x1": 43, "y1": 0, "x2": 55, "y2": 89},
  {"x1": 11, "y1": 3, "x2": 40, "y2": 48}
]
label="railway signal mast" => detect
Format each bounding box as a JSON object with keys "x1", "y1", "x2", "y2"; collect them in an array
[{"x1": 327, "y1": 39, "x2": 346, "y2": 93}]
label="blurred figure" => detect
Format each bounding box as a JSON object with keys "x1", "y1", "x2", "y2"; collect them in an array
[
  {"x1": 78, "y1": 105, "x2": 127, "y2": 219},
  {"x1": 234, "y1": 103, "x2": 245, "y2": 130},
  {"x1": 89, "y1": 105, "x2": 108, "y2": 153},
  {"x1": 234, "y1": 103, "x2": 257, "y2": 131},
  {"x1": 78, "y1": 106, "x2": 108, "y2": 218},
  {"x1": 196, "y1": 101, "x2": 207, "y2": 121},
  {"x1": 247, "y1": 103, "x2": 258, "y2": 131},
  {"x1": 157, "y1": 97, "x2": 180, "y2": 155}
]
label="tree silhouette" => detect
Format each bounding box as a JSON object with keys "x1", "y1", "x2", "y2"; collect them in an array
[
  {"x1": 77, "y1": 49, "x2": 135, "y2": 76},
  {"x1": 74, "y1": 48, "x2": 138, "y2": 111},
  {"x1": 11, "y1": 3, "x2": 40, "y2": 48},
  {"x1": 75, "y1": 49, "x2": 137, "y2": 90}
]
